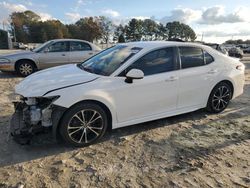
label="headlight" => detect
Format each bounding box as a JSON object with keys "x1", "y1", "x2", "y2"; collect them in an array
[
  {"x1": 46, "y1": 96, "x2": 60, "y2": 102},
  {"x1": 0, "y1": 58, "x2": 10, "y2": 64},
  {"x1": 9, "y1": 93, "x2": 24, "y2": 102},
  {"x1": 27, "y1": 96, "x2": 60, "y2": 106}
]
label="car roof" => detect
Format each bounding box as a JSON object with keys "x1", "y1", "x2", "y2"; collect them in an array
[
  {"x1": 48, "y1": 38, "x2": 91, "y2": 43},
  {"x1": 48, "y1": 39, "x2": 101, "y2": 50},
  {"x1": 115, "y1": 41, "x2": 228, "y2": 60},
  {"x1": 121, "y1": 41, "x2": 210, "y2": 50}
]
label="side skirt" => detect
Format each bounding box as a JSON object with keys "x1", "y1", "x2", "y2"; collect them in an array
[{"x1": 113, "y1": 104, "x2": 205, "y2": 129}]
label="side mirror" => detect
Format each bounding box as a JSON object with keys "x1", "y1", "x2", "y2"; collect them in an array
[{"x1": 125, "y1": 69, "x2": 144, "y2": 83}]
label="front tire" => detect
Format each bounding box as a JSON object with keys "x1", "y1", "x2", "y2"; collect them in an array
[
  {"x1": 16, "y1": 61, "x2": 36, "y2": 77},
  {"x1": 206, "y1": 82, "x2": 232, "y2": 113},
  {"x1": 59, "y1": 102, "x2": 108, "y2": 147}
]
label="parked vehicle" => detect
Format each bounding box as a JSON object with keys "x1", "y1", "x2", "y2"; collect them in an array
[
  {"x1": 12, "y1": 42, "x2": 29, "y2": 50},
  {"x1": 18, "y1": 43, "x2": 29, "y2": 50},
  {"x1": 204, "y1": 43, "x2": 228, "y2": 55},
  {"x1": 0, "y1": 39, "x2": 101, "y2": 76},
  {"x1": 10, "y1": 41, "x2": 245, "y2": 146},
  {"x1": 243, "y1": 47, "x2": 250, "y2": 54},
  {"x1": 228, "y1": 47, "x2": 244, "y2": 58}
]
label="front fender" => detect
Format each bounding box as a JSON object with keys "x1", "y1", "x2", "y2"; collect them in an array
[
  {"x1": 47, "y1": 88, "x2": 117, "y2": 126},
  {"x1": 14, "y1": 58, "x2": 38, "y2": 68}
]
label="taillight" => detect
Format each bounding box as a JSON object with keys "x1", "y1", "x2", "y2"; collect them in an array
[{"x1": 236, "y1": 64, "x2": 244, "y2": 70}]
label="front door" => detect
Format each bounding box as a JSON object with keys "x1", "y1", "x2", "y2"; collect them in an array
[
  {"x1": 113, "y1": 47, "x2": 179, "y2": 123},
  {"x1": 38, "y1": 41, "x2": 70, "y2": 69}
]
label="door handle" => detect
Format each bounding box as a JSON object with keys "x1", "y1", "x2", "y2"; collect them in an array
[
  {"x1": 89, "y1": 52, "x2": 93, "y2": 55},
  {"x1": 207, "y1": 69, "x2": 218, "y2": 74},
  {"x1": 165, "y1": 76, "x2": 179, "y2": 82},
  {"x1": 61, "y1": 54, "x2": 66, "y2": 56}
]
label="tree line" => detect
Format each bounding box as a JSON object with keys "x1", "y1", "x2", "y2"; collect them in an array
[
  {"x1": 9, "y1": 10, "x2": 197, "y2": 44},
  {"x1": 225, "y1": 39, "x2": 250, "y2": 45}
]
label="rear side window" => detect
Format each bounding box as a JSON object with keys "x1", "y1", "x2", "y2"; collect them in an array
[
  {"x1": 204, "y1": 51, "x2": 214, "y2": 64},
  {"x1": 121, "y1": 47, "x2": 175, "y2": 76},
  {"x1": 179, "y1": 47, "x2": 204, "y2": 69},
  {"x1": 70, "y1": 41, "x2": 92, "y2": 51}
]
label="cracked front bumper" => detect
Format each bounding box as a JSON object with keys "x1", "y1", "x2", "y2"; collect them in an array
[{"x1": 9, "y1": 100, "x2": 67, "y2": 144}]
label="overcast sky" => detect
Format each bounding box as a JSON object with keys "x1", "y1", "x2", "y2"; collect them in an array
[{"x1": 1, "y1": 0, "x2": 250, "y2": 43}]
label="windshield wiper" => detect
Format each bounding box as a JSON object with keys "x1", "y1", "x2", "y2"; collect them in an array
[
  {"x1": 77, "y1": 63, "x2": 83, "y2": 69},
  {"x1": 77, "y1": 64, "x2": 98, "y2": 74},
  {"x1": 83, "y1": 66, "x2": 94, "y2": 73}
]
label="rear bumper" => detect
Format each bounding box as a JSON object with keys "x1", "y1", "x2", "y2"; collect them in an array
[{"x1": 232, "y1": 72, "x2": 245, "y2": 99}]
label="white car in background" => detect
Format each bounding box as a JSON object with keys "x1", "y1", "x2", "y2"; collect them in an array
[
  {"x1": 10, "y1": 41, "x2": 245, "y2": 147},
  {"x1": 0, "y1": 39, "x2": 101, "y2": 76}
]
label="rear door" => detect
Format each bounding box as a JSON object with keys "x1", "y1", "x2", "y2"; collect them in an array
[
  {"x1": 177, "y1": 46, "x2": 216, "y2": 109},
  {"x1": 69, "y1": 41, "x2": 94, "y2": 64},
  {"x1": 38, "y1": 41, "x2": 70, "y2": 69}
]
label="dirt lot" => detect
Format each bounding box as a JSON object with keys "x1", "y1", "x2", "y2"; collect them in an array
[{"x1": 0, "y1": 59, "x2": 249, "y2": 188}]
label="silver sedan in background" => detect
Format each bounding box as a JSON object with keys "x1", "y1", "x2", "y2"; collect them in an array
[{"x1": 0, "y1": 39, "x2": 101, "y2": 76}]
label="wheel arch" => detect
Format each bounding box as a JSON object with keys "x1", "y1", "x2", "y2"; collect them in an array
[
  {"x1": 210, "y1": 79, "x2": 234, "y2": 96},
  {"x1": 55, "y1": 99, "x2": 113, "y2": 135},
  {"x1": 219, "y1": 80, "x2": 234, "y2": 97},
  {"x1": 207, "y1": 79, "x2": 234, "y2": 105},
  {"x1": 15, "y1": 59, "x2": 38, "y2": 71},
  {"x1": 206, "y1": 79, "x2": 234, "y2": 113},
  {"x1": 79, "y1": 99, "x2": 113, "y2": 131}
]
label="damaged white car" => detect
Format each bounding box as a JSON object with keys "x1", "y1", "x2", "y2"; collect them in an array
[{"x1": 10, "y1": 41, "x2": 245, "y2": 147}]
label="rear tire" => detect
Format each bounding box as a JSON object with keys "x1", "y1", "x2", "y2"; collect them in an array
[
  {"x1": 59, "y1": 102, "x2": 108, "y2": 147},
  {"x1": 16, "y1": 61, "x2": 36, "y2": 77},
  {"x1": 206, "y1": 82, "x2": 232, "y2": 113}
]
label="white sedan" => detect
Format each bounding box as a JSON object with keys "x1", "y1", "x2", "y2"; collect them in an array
[{"x1": 11, "y1": 41, "x2": 245, "y2": 146}]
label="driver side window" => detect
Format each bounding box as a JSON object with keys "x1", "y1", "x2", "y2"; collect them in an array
[
  {"x1": 120, "y1": 47, "x2": 175, "y2": 76},
  {"x1": 47, "y1": 42, "x2": 68, "y2": 52}
]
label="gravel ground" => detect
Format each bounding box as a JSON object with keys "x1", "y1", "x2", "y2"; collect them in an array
[{"x1": 0, "y1": 59, "x2": 249, "y2": 188}]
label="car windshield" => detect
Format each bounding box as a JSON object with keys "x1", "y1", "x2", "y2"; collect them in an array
[
  {"x1": 33, "y1": 41, "x2": 54, "y2": 52},
  {"x1": 79, "y1": 45, "x2": 142, "y2": 76}
]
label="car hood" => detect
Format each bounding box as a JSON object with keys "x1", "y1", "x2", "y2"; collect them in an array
[
  {"x1": 1, "y1": 51, "x2": 35, "y2": 59},
  {"x1": 15, "y1": 64, "x2": 99, "y2": 97}
]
